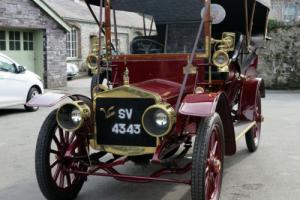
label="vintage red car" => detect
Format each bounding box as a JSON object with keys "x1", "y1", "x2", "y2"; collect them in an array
[{"x1": 28, "y1": 0, "x2": 270, "y2": 199}]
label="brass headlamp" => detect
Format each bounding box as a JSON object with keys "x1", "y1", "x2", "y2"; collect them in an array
[
  {"x1": 142, "y1": 103, "x2": 176, "y2": 137},
  {"x1": 56, "y1": 101, "x2": 91, "y2": 132},
  {"x1": 211, "y1": 32, "x2": 236, "y2": 72},
  {"x1": 86, "y1": 54, "x2": 98, "y2": 73}
]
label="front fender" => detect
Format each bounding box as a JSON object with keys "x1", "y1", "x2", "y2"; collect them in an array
[
  {"x1": 26, "y1": 92, "x2": 91, "y2": 107},
  {"x1": 179, "y1": 92, "x2": 236, "y2": 155},
  {"x1": 239, "y1": 78, "x2": 263, "y2": 121},
  {"x1": 179, "y1": 92, "x2": 220, "y2": 117}
]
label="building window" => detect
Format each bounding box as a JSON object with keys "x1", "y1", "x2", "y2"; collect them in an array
[
  {"x1": 67, "y1": 28, "x2": 77, "y2": 58},
  {"x1": 0, "y1": 31, "x2": 6, "y2": 51},
  {"x1": 23, "y1": 32, "x2": 34, "y2": 51},
  {"x1": 9, "y1": 31, "x2": 21, "y2": 51}
]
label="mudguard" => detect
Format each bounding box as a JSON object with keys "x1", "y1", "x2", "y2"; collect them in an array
[
  {"x1": 26, "y1": 92, "x2": 91, "y2": 107},
  {"x1": 239, "y1": 78, "x2": 263, "y2": 121},
  {"x1": 179, "y1": 92, "x2": 236, "y2": 155}
]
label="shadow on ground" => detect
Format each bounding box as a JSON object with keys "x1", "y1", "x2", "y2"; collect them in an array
[{"x1": 0, "y1": 108, "x2": 26, "y2": 117}]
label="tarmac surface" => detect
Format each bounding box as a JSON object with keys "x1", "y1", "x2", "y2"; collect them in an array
[{"x1": 0, "y1": 77, "x2": 300, "y2": 200}]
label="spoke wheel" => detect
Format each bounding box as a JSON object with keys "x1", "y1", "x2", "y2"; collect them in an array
[
  {"x1": 35, "y1": 110, "x2": 87, "y2": 200},
  {"x1": 192, "y1": 113, "x2": 225, "y2": 200},
  {"x1": 245, "y1": 92, "x2": 262, "y2": 152}
]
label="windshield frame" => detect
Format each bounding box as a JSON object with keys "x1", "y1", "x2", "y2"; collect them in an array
[{"x1": 96, "y1": 0, "x2": 211, "y2": 61}]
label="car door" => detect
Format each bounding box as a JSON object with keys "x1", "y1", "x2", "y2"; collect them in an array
[{"x1": 0, "y1": 55, "x2": 28, "y2": 108}]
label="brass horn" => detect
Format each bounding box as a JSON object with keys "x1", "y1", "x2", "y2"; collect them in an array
[{"x1": 86, "y1": 54, "x2": 98, "y2": 73}]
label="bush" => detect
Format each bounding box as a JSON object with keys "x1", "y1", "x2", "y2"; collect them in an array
[{"x1": 268, "y1": 19, "x2": 284, "y2": 31}]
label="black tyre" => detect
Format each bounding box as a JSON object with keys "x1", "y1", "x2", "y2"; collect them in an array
[
  {"x1": 245, "y1": 92, "x2": 262, "y2": 152},
  {"x1": 24, "y1": 87, "x2": 40, "y2": 112},
  {"x1": 35, "y1": 110, "x2": 87, "y2": 200},
  {"x1": 191, "y1": 113, "x2": 225, "y2": 200}
]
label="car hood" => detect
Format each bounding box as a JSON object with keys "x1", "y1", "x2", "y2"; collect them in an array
[{"x1": 133, "y1": 79, "x2": 193, "y2": 105}]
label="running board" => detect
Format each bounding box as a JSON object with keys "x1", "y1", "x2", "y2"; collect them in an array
[{"x1": 234, "y1": 121, "x2": 256, "y2": 141}]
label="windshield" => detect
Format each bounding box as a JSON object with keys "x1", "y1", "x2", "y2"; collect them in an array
[{"x1": 107, "y1": 0, "x2": 206, "y2": 56}]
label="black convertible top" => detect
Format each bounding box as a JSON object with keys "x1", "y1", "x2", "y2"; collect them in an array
[
  {"x1": 85, "y1": 0, "x2": 270, "y2": 36},
  {"x1": 86, "y1": 0, "x2": 204, "y2": 24}
]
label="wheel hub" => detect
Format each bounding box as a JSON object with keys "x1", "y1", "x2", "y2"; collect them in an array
[
  {"x1": 212, "y1": 158, "x2": 221, "y2": 174},
  {"x1": 208, "y1": 157, "x2": 221, "y2": 174}
]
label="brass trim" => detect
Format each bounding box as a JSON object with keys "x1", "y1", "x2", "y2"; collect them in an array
[
  {"x1": 123, "y1": 67, "x2": 130, "y2": 86},
  {"x1": 101, "y1": 145, "x2": 156, "y2": 156},
  {"x1": 183, "y1": 64, "x2": 197, "y2": 75},
  {"x1": 90, "y1": 85, "x2": 161, "y2": 154},
  {"x1": 141, "y1": 103, "x2": 176, "y2": 138},
  {"x1": 195, "y1": 36, "x2": 210, "y2": 59},
  {"x1": 56, "y1": 101, "x2": 91, "y2": 132},
  {"x1": 86, "y1": 54, "x2": 98, "y2": 73},
  {"x1": 93, "y1": 85, "x2": 161, "y2": 101},
  {"x1": 212, "y1": 50, "x2": 230, "y2": 71},
  {"x1": 211, "y1": 32, "x2": 236, "y2": 52}
]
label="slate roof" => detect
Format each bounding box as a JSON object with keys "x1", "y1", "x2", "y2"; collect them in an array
[{"x1": 44, "y1": 0, "x2": 152, "y2": 28}]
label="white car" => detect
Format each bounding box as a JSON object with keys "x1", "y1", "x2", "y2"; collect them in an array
[
  {"x1": 0, "y1": 53, "x2": 44, "y2": 111},
  {"x1": 67, "y1": 63, "x2": 79, "y2": 80}
]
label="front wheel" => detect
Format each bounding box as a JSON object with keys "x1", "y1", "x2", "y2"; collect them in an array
[
  {"x1": 35, "y1": 110, "x2": 87, "y2": 200},
  {"x1": 191, "y1": 113, "x2": 225, "y2": 200}
]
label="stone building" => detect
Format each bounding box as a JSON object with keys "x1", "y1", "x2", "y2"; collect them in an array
[
  {"x1": 0, "y1": 0, "x2": 151, "y2": 88},
  {"x1": 44, "y1": 0, "x2": 153, "y2": 71},
  {"x1": 270, "y1": 0, "x2": 300, "y2": 22},
  {"x1": 0, "y1": 0, "x2": 71, "y2": 88}
]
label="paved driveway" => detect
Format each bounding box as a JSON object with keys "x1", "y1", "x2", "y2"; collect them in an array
[{"x1": 0, "y1": 77, "x2": 299, "y2": 200}]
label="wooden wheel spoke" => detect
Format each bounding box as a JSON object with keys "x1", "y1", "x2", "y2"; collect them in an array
[
  {"x1": 50, "y1": 159, "x2": 61, "y2": 169},
  {"x1": 66, "y1": 173, "x2": 72, "y2": 187},
  {"x1": 205, "y1": 175, "x2": 210, "y2": 199},
  {"x1": 59, "y1": 128, "x2": 66, "y2": 144},
  {"x1": 205, "y1": 163, "x2": 210, "y2": 174},
  {"x1": 53, "y1": 135, "x2": 61, "y2": 149},
  {"x1": 53, "y1": 164, "x2": 62, "y2": 182},
  {"x1": 69, "y1": 132, "x2": 76, "y2": 144},
  {"x1": 59, "y1": 170, "x2": 65, "y2": 188},
  {"x1": 212, "y1": 141, "x2": 218, "y2": 156},
  {"x1": 50, "y1": 149, "x2": 60, "y2": 155},
  {"x1": 65, "y1": 131, "x2": 70, "y2": 144}
]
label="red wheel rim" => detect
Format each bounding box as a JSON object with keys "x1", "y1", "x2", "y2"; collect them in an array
[
  {"x1": 253, "y1": 95, "x2": 261, "y2": 145},
  {"x1": 49, "y1": 127, "x2": 85, "y2": 190},
  {"x1": 205, "y1": 125, "x2": 223, "y2": 200}
]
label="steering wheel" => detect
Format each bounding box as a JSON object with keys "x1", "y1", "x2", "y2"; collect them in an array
[{"x1": 131, "y1": 39, "x2": 164, "y2": 54}]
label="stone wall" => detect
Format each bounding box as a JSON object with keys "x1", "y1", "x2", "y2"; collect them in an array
[
  {"x1": 0, "y1": 0, "x2": 67, "y2": 88},
  {"x1": 258, "y1": 23, "x2": 300, "y2": 89}
]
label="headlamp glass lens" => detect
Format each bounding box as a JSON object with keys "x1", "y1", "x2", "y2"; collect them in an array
[
  {"x1": 155, "y1": 111, "x2": 168, "y2": 127},
  {"x1": 217, "y1": 54, "x2": 226, "y2": 64},
  {"x1": 71, "y1": 109, "x2": 82, "y2": 123}
]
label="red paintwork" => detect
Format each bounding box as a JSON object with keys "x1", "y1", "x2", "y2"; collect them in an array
[
  {"x1": 179, "y1": 92, "x2": 220, "y2": 117},
  {"x1": 111, "y1": 60, "x2": 203, "y2": 88},
  {"x1": 70, "y1": 160, "x2": 192, "y2": 184},
  {"x1": 133, "y1": 79, "x2": 193, "y2": 105},
  {"x1": 239, "y1": 78, "x2": 263, "y2": 121},
  {"x1": 205, "y1": 124, "x2": 223, "y2": 200},
  {"x1": 50, "y1": 127, "x2": 86, "y2": 190}
]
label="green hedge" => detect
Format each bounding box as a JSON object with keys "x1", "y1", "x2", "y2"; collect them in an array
[{"x1": 268, "y1": 19, "x2": 284, "y2": 31}]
